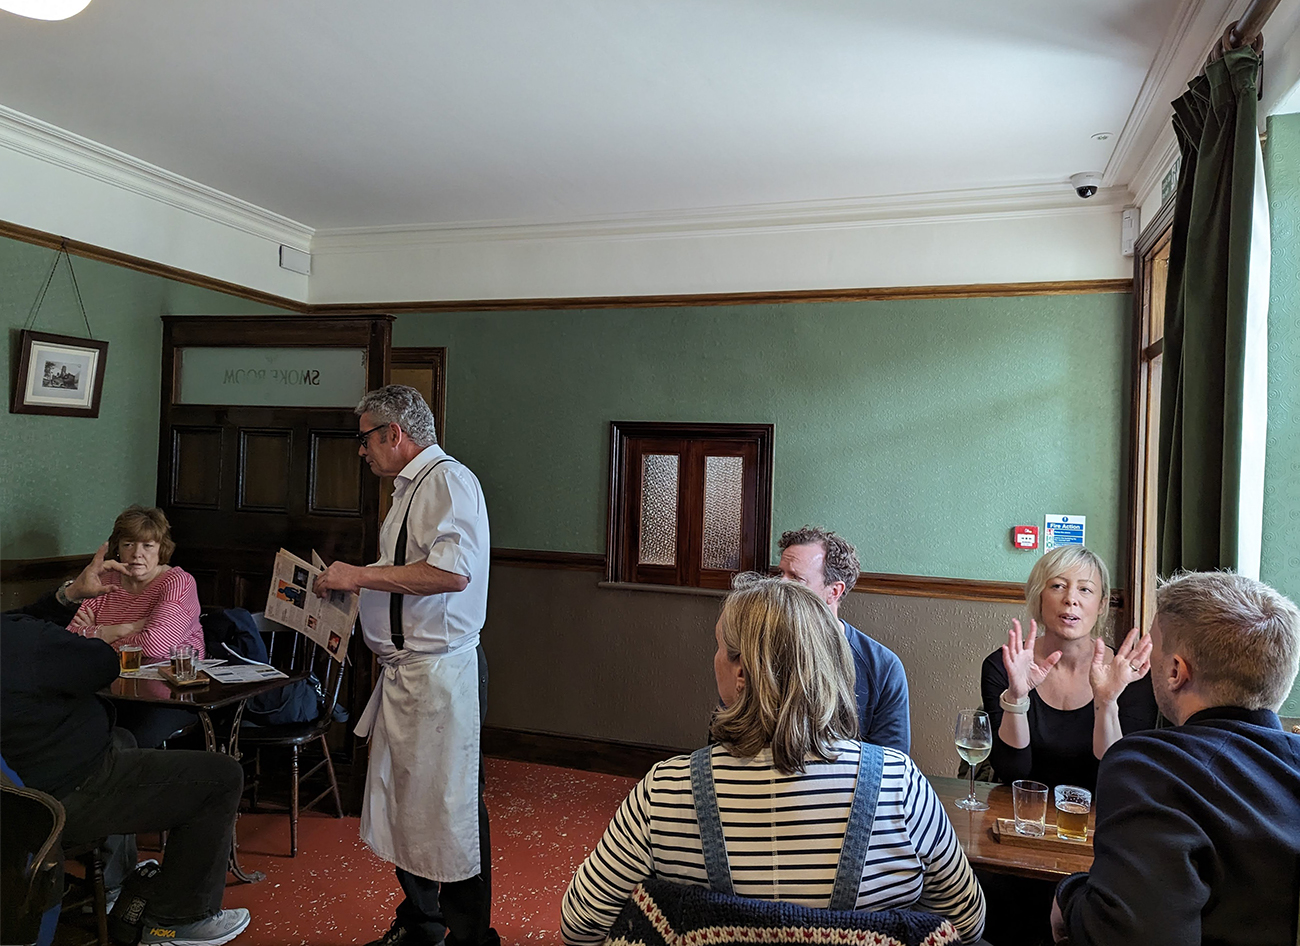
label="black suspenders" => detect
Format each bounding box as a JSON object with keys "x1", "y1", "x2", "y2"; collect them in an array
[{"x1": 388, "y1": 457, "x2": 452, "y2": 650}]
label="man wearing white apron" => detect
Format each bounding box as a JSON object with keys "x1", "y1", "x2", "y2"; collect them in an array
[{"x1": 316, "y1": 384, "x2": 499, "y2": 946}]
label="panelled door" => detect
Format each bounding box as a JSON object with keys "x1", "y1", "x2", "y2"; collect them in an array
[
  {"x1": 156, "y1": 315, "x2": 391, "y2": 807},
  {"x1": 157, "y1": 316, "x2": 391, "y2": 609}
]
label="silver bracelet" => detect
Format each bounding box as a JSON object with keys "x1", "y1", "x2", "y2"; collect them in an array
[{"x1": 999, "y1": 689, "x2": 1031, "y2": 714}]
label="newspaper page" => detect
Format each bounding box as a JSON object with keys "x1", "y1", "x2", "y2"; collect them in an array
[{"x1": 264, "y1": 548, "x2": 358, "y2": 663}]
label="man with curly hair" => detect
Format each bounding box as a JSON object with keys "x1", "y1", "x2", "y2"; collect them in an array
[{"x1": 776, "y1": 527, "x2": 910, "y2": 753}]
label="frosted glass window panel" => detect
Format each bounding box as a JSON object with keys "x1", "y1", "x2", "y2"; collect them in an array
[
  {"x1": 638, "y1": 454, "x2": 679, "y2": 566},
  {"x1": 702, "y1": 455, "x2": 744, "y2": 570},
  {"x1": 177, "y1": 347, "x2": 367, "y2": 407}
]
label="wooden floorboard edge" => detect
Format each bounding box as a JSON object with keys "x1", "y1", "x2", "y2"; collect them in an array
[{"x1": 482, "y1": 726, "x2": 685, "y2": 779}]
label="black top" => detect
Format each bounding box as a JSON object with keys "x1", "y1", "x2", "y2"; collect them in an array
[
  {"x1": 1057, "y1": 706, "x2": 1300, "y2": 945},
  {"x1": 980, "y1": 648, "x2": 1158, "y2": 790},
  {"x1": 1, "y1": 591, "x2": 119, "y2": 797}
]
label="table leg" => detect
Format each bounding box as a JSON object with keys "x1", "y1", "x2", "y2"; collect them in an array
[
  {"x1": 227, "y1": 813, "x2": 266, "y2": 884},
  {"x1": 198, "y1": 709, "x2": 218, "y2": 752},
  {"x1": 203, "y1": 703, "x2": 266, "y2": 884}
]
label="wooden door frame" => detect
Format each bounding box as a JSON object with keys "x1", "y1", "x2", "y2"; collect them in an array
[
  {"x1": 1124, "y1": 198, "x2": 1176, "y2": 635},
  {"x1": 391, "y1": 347, "x2": 447, "y2": 446}
]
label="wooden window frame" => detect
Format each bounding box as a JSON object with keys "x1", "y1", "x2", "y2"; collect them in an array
[
  {"x1": 607, "y1": 422, "x2": 774, "y2": 589},
  {"x1": 1124, "y1": 196, "x2": 1176, "y2": 634}
]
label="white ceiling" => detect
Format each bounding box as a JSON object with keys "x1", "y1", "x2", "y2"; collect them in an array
[{"x1": 0, "y1": 0, "x2": 1234, "y2": 231}]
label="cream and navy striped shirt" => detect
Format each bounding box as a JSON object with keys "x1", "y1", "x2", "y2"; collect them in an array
[{"x1": 560, "y1": 742, "x2": 985, "y2": 944}]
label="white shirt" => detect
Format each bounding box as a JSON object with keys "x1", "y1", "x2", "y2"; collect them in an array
[{"x1": 359, "y1": 444, "x2": 490, "y2": 657}]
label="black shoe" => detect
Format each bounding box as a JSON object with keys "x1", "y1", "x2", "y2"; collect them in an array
[{"x1": 362, "y1": 926, "x2": 443, "y2": 946}]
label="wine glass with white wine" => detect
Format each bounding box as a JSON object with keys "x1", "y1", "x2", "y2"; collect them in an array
[{"x1": 954, "y1": 709, "x2": 992, "y2": 811}]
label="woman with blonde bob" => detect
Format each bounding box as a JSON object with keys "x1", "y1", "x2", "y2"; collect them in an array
[
  {"x1": 561, "y1": 576, "x2": 986, "y2": 945},
  {"x1": 981, "y1": 546, "x2": 1159, "y2": 791}
]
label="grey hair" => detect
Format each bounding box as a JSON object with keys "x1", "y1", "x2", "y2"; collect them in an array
[{"x1": 355, "y1": 385, "x2": 438, "y2": 447}]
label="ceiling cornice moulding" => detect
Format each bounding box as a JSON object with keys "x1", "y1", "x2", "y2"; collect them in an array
[
  {"x1": 1103, "y1": 0, "x2": 1213, "y2": 186},
  {"x1": 311, "y1": 183, "x2": 1127, "y2": 252},
  {"x1": 0, "y1": 105, "x2": 314, "y2": 250}
]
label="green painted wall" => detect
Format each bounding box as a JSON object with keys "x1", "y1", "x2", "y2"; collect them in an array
[
  {"x1": 1263, "y1": 113, "x2": 1300, "y2": 716},
  {"x1": 396, "y1": 292, "x2": 1132, "y2": 582},
  {"x1": 0, "y1": 236, "x2": 287, "y2": 560}
]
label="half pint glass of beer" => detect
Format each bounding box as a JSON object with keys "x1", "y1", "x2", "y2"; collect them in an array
[
  {"x1": 120, "y1": 644, "x2": 144, "y2": 674},
  {"x1": 1054, "y1": 784, "x2": 1091, "y2": 841}
]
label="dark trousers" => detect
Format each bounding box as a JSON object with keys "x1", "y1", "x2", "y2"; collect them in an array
[
  {"x1": 58, "y1": 736, "x2": 243, "y2": 924},
  {"x1": 393, "y1": 644, "x2": 499, "y2": 946},
  {"x1": 113, "y1": 704, "x2": 197, "y2": 750}
]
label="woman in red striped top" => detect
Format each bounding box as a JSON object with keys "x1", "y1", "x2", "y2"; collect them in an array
[
  {"x1": 68, "y1": 506, "x2": 206, "y2": 749},
  {"x1": 69, "y1": 506, "x2": 205, "y2": 663}
]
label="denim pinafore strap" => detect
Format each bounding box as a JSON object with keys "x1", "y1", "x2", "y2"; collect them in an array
[{"x1": 689, "y1": 742, "x2": 884, "y2": 911}]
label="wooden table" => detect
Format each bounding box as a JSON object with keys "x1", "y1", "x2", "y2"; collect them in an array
[
  {"x1": 927, "y1": 776, "x2": 1095, "y2": 882},
  {"x1": 108, "y1": 671, "x2": 307, "y2": 759},
  {"x1": 105, "y1": 670, "x2": 309, "y2": 882}
]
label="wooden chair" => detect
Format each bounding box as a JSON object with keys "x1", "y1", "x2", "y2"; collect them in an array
[
  {"x1": 60, "y1": 842, "x2": 110, "y2": 946},
  {"x1": 1, "y1": 782, "x2": 67, "y2": 946},
  {"x1": 239, "y1": 624, "x2": 346, "y2": 856}
]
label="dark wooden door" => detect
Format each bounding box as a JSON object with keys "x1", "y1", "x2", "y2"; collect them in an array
[{"x1": 156, "y1": 315, "x2": 391, "y2": 809}]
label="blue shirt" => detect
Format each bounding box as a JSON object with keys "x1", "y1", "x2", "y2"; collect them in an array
[{"x1": 843, "y1": 620, "x2": 911, "y2": 754}]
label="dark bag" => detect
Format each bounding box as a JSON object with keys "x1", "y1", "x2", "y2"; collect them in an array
[
  {"x1": 200, "y1": 609, "x2": 321, "y2": 726},
  {"x1": 609, "y1": 877, "x2": 960, "y2": 946}
]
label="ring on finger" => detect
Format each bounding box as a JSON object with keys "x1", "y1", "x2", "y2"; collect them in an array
[{"x1": 1129, "y1": 661, "x2": 1142, "y2": 672}]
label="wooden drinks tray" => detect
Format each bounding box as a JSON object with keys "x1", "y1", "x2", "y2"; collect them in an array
[
  {"x1": 990, "y1": 817, "x2": 1092, "y2": 852},
  {"x1": 160, "y1": 667, "x2": 209, "y2": 688}
]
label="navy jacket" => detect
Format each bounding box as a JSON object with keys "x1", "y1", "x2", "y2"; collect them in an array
[
  {"x1": 1, "y1": 592, "x2": 119, "y2": 797},
  {"x1": 843, "y1": 620, "x2": 910, "y2": 754},
  {"x1": 1056, "y1": 706, "x2": 1300, "y2": 946}
]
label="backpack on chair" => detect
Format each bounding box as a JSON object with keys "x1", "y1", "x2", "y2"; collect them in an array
[{"x1": 199, "y1": 609, "x2": 322, "y2": 726}]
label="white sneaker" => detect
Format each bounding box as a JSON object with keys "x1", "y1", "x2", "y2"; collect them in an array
[{"x1": 138, "y1": 908, "x2": 251, "y2": 945}]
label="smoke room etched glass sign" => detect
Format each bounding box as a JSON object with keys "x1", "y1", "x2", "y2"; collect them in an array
[{"x1": 176, "y1": 347, "x2": 367, "y2": 407}]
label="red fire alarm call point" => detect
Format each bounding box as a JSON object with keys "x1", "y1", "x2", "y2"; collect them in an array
[{"x1": 1013, "y1": 525, "x2": 1039, "y2": 550}]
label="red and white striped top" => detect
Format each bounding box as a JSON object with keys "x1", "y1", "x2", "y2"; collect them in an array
[{"x1": 71, "y1": 567, "x2": 205, "y2": 661}]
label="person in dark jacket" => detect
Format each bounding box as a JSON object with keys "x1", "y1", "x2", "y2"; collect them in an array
[
  {"x1": 1052, "y1": 570, "x2": 1300, "y2": 946},
  {"x1": 776, "y1": 527, "x2": 910, "y2": 753},
  {"x1": 1, "y1": 544, "x2": 251, "y2": 946}
]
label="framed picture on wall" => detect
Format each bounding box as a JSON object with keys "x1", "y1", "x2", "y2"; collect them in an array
[{"x1": 10, "y1": 329, "x2": 109, "y2": 418}]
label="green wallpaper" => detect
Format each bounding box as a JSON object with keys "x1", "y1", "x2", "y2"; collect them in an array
[
  {"x1": 1263, "y1": 113, "x2": 1300, "y2": 716},
  {"x1": 0, "y1": 236, "x2": 287, "y2": 559},
  {"x1": 396, "y1": 292, "x2": 1132, "y2": 582}
]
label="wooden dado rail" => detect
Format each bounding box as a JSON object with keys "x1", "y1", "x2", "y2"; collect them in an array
[{"x1": 2, "y1": 549, "x2": 1124, "y2": 610}]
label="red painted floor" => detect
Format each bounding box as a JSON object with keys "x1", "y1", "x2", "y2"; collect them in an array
[{"x1": 221, "y1": 758, "x2": 637, "y2": 946}]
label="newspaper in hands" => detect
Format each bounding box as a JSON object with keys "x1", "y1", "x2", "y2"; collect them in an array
[{"x1": 264, "y1": 548, "x2": 358, "y2": 663}]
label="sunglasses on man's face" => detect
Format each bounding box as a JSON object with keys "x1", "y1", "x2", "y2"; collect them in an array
[{"x1": 357, "y1": 424, "x2": 388, "y2": 446}]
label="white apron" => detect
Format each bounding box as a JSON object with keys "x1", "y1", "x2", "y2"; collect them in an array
[{"x1": 354, "y1": 645, "x2": 480, "y2": 881}]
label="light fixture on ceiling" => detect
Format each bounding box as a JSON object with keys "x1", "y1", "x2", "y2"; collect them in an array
[
  {"x1": 1091, "y1": 132, "x2": 1114, "y2": 141},
  {"x1": 0, "y1": 0, "x2": 93, "y2": 20}
]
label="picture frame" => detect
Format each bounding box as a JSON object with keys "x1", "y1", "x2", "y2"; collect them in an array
[{"x1": 10, "y1": 329, "x2": 109, "y2": 418}]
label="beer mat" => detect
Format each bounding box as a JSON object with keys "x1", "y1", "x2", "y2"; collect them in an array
[
  {"x1": 122, "y1": 658, "x2": 226, "y2": 681},
  {"x1": 990, "y1": 818, "x2": 1092, "y2": 852},
  {"x1": 159, "y1": 667, "x2": 210, "y2": 687}
]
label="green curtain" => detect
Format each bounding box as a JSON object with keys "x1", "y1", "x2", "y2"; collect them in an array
[{"x1": 1157, "y1": 47, "x2": 1261, "y2": 575}]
